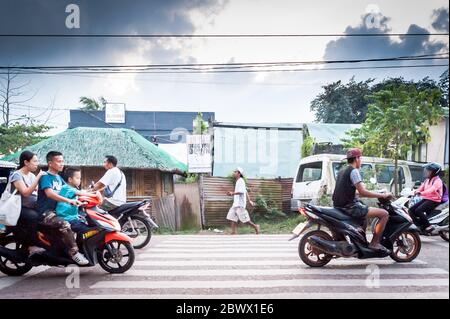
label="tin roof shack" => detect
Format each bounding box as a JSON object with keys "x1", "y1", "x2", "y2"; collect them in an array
[
  {"x1": 303, "y1": 123, "x2": 362, "y2": 155},
  {"x1": 2, "y1": 127, "x2": 187, "y2": 230},
  {"x1": 212, "y1": 122, "x2": 303, "y2": 179},
  {"x1": 0, "y1": 160, "x2": 16, "y2": 196}
]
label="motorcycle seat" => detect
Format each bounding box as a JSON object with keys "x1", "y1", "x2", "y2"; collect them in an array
[
  {"x1": 435, "y1": 202, "x2": 448, "y2": 211},
  {"x1": 109, "y1": 201, "x2": 144, "y2": 215},
  {"x1": 311, "y1": 206, "x2": 352, "y2": 221}
]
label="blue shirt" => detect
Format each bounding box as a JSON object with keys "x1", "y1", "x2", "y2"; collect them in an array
[
  {"x1": 55, "y1": 185, "x2": 80, "y2": 222},
  {"x1": 37, "y1": 172, "x2": 66, "y2": 215}
]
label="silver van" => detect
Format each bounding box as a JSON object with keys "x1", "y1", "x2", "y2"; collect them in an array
[{"x1": 291, "y1": 154, "x2": 425, "y2": 211}]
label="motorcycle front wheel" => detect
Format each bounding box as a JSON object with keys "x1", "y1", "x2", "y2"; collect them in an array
[
  {"x1": 390, "y1": 230, "x2": 421, "y2": 262},
  {"x1": 98, "y1": 240, "x2": 135, "y2": 274},
  {"x1": 298, "y1": 230, "x2": 333, "y2": 267}
]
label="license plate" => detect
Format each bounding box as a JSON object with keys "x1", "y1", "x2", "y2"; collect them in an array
[{"x1": 292, "y1": 223, "x2": 306, "y2": 236}]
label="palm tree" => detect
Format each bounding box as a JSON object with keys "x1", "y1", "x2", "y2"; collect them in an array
[{"x1": 79, "y1": 96, "x2": 107, "y2": 111}]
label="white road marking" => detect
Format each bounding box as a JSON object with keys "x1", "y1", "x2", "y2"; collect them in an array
[
  {"x1": 0, "y1": 266, "x2": 48, "y2": 290},
  {"x1": 77, "y1": 292, "x2": 449, "y2": 299},
  {"x1": 113, "y1": 267, "x2": 448, "y2": 277},
  {"x1": 90, "y1": 278, "x2": 449, "y2": 289},
  {"x1": 134, "y1": 258, "x2": 427, "y2": 266}
]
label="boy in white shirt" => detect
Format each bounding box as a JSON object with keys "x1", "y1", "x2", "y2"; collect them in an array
[{"x1": 226, "y1": 167, "x2": 260, "y2": 235}]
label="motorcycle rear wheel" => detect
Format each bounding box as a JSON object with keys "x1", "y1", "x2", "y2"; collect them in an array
[
  {"x1": 0, "y1": 236, "x2": 33, "y2": 276},
  {"x1": 390, "y1": 230, "x2": 421, "y2": 262},
  {"x1": 121, "y1": 215, "x2": 152, "y2": 249},
  {"x1": 439, "y1": 230, "x2": 449, "y2": 242},
  {"x1": 98, "y1": 240, "x2": 135, "y2": 274},
  {"x1": 298, "y1": 230, "x2": 333, "y2": 267}
]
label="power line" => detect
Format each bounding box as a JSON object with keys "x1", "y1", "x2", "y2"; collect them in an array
[
  {"x1": 2, "y1": 52, "x2": 447, "y2": 71},
  {"x1": 0, "y1": 33, "x2": 448, "y2": 38},
  {"x1": 3, "y1": 63, "x2": 447, "y2": 75}
]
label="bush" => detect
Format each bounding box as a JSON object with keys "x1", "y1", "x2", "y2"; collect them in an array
[
  {"x1": 254, "y1": 195, "x2": 287, "y2": 220},
  {"x1": 301, "y1": 135, "x2": 314, "y2": 158}
]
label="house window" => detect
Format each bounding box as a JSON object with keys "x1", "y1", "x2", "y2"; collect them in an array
[
  {"x1": 122, "y1": 169, "x2": 134, "y2": 192},
  {"x1": 162, "y1": 173, "x2": 173, "y2": 195}
]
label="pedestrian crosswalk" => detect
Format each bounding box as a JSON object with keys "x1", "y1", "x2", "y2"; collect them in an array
[{"x1": 77, "y1": 234, "x2": 449, "y2": 299}]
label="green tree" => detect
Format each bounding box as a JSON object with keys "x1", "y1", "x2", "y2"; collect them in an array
[
  {"x1": 193, "y1": 112, "x2": 208, "y2": 134},
  {"x1": 301, "y1": 135, "x2": 314, "y2": 157},
  {"x1": 310, "y1": 77, "x2": 374, "y2": 123},
  {"x1": 79, "y1": 96, "x2": 107, "y2": 111},
  {"x1": 345, "y1": 83, "x2": 444, "y2": 195},
  {"x1": 439, "y1": 69, "x2": 449, "y2": 108},
  {"x1": 0, "y1": 123, "x2": 49, "y2": 154}
]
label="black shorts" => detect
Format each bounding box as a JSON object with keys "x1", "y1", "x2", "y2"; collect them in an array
[{"x1": 340, "y1": 201, "x2": 369, "y2": 219}]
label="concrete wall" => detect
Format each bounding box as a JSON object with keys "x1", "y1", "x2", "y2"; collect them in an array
[{"x1": 427, "y1": 118, "x2": 448, "y2": 167}]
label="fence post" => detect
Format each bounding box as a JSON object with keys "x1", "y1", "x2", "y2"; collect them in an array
[{"x1": 198, "y1": 173, "x2": 205, "y2": 229}]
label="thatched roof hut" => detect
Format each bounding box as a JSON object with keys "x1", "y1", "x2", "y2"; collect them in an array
[{"x1": 2, "y1": 127, "x2": 187, "y2": 174}]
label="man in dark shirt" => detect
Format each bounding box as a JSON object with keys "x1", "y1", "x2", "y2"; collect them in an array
[{"x1": 332, "y1": 148, "x2": 391, "y2": 252}]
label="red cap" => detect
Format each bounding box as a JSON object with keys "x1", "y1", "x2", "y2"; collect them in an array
[{"x1": 344, "y1": 148, "x2": 362, "y2": 160}]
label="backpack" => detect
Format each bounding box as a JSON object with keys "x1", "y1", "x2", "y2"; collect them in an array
[
  {"x1": 432, "y1": 176, "x2": 449, "y2": 204},
  {"x1": 441, "y1": 181, "x2": 449, "y2": 204}
]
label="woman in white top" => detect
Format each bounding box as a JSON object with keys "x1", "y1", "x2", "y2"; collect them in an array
[{"x1": 9, "y1": 151, "x2": 46, "y2": 255}]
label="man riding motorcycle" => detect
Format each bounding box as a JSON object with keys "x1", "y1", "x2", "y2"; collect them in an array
[{"x1": 332, "y1": 148, "x2": 392, "y2": 253}]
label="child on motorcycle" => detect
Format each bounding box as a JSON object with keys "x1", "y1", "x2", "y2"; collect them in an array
[
  {"x1": 56, "y1": 167, "x2": 102, "y2": 235},
  {"x1": 36, "y1": 151, "x2": 89, "y2": 265},
  {"x1": 410, "y1": 162, "x2": 446, "y2": 234}
]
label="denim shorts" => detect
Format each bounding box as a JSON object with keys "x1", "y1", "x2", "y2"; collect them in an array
[{"x1": 342, "y1": 201, "x2": 369, "y2": 219}]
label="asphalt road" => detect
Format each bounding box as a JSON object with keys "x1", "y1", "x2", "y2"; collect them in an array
[{"x1": 0, "y1": 234, "x2": 448, "y2": 299}]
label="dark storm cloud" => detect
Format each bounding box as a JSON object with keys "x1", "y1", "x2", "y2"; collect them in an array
[
  {"x1": 323, "y1": 12, "x2": 448, "y2": 61},
  {"x1": 0, "y1": 0, "x2": 227, "y2": 65},
  {"x1": 432, "y1": 7, "x2": 449, "y2": 32}
]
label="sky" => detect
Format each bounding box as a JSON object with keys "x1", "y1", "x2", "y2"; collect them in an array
[{"x1": 0, "y1": 0, "x2": 448, "y2": 134}]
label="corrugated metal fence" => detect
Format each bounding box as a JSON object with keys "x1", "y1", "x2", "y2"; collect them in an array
[{"x1": 202, "y1": 176, "x2": 293, "y2": 227}]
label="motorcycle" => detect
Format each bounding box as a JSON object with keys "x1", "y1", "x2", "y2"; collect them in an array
[
  {"x1": 290, "y1": 197, "x2": 422, "y2": 267},
  {"x1": 108, "y1": 199, "x2": 158, "y2": 249},
  {"x1": 371, "y1": 188, "x2": 449, "y2": 242},
  {"x1": 0, "y1": 195, "x2": 135, "y2": 276}
]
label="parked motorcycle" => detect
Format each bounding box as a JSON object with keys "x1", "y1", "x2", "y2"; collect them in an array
[
  {"x1": 108, "y1": 199, "x2": 158, "y2": 249},
  {"x1": 291, "y1": 197, "x2": 421, "y2": 267},
  {"x1": 0, "y1": 195, "x2": 135, "y2": 276},
  {"x1": 371, "y1": 188, "x2": 449, "y2": 242}
]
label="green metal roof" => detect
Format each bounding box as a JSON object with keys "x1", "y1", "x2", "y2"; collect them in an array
[
  {"x1": 1, "y1": 127, "x2": 187, "y2": 174},
  {"x1": 304, "y1": 123, "x2": 362, "y2": 145}
]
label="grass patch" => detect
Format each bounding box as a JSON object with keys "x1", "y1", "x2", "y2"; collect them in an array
[
  {"x1": 233, "y1": 213, "x2": 306, "y2": 234},
  {"x1": 152, "y1": 213, "x2": 306, "y2": 235},
  {"x1": 154, "y1": 227, "x2": 201, "y2": 235}
]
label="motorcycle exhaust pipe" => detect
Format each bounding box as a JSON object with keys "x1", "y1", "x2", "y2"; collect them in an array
[
  {"x1": 432, "y1": 225, "x2": 449, "y2": 233},
  {"x1": 308, "y1": 235, "x2": 357, "y2": 257},
  {"x1": 148, "y1": 218, "x2": 159, "y2": 229}
]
